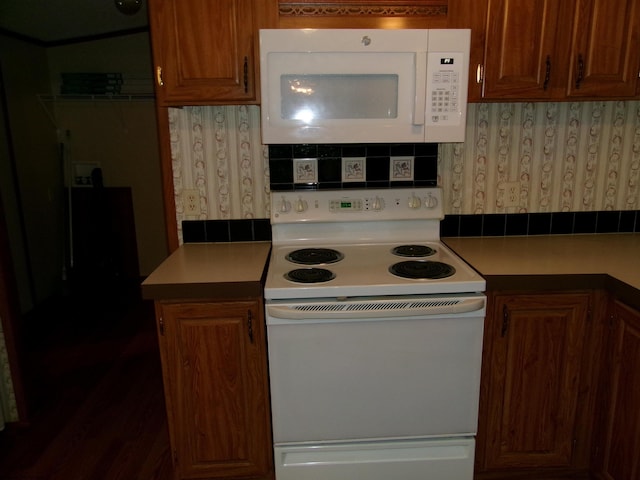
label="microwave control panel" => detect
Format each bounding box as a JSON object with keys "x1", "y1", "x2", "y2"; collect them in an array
[{"x1": 426, "y1": 52, "x2": 464, "y2": 126}]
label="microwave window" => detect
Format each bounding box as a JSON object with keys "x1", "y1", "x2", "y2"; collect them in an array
[{"x1": 280, "y1": 74, "x2": 398, "y2": 122}]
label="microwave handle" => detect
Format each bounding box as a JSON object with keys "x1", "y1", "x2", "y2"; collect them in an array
[{"x1": 413, "y1": 52, "x2": 427, "y2": 126}]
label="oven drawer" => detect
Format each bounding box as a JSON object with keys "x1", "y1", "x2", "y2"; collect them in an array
[{"x1": 274, "y1": 438, "x2": 475, "y2": 480}]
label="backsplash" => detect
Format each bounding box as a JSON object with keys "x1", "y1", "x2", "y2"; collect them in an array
[{"x1": 170, "y1": 101, "x2": 640, "y2": 243}]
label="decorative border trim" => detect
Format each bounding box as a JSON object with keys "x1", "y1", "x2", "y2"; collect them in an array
[{"x1": 279, "y1": 3, "x2": 447, "y2": 17}]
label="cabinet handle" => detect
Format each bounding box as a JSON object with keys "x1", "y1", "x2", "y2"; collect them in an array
[
  {"x1": 476, "y1": 64, "x2": 484, "y2": 84},
  {"x1": 575, "y1": 54, "x2": 584, "y2": 89},
  {"x1": 156, "y1": 66, "x2": 164, "y2": 87},
  {"x1": 243, "y1": 56, "x2": 248, "y2": 93},
  {"x1": 247, "y1": 309, "x2": 254, "y2": 343},
  {"x1": 501, "y1": 305, "x2": 510, "y2": 337},
  {"x1": 159, "y1": 315, "x2": 165, "y2": 336},
  {"x1": 543, "y1": 55, "x2": 551, "y2": 90}
]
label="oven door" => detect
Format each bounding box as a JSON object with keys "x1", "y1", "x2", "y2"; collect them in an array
[{"x1": 265, "y1": 293, "x2": 486, "y2": 444}]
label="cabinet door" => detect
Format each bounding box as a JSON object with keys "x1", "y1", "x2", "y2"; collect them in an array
[
  {"x1": 149, "y1": 0, "x2": 271, "y2": 105},
  {"x1": 481, "y1": 0, "x2": 564, "y2": 99},
  {"x1": 593, "y1": 300, "x2": 640, "y2": 480},
  {"x1": 479, "y1": 292, "x2": 590, "y2": 470},
  {"x1": 157, "y1": 300, "x2": 273, "y2": 479},
  {"x1": 566, "y1": 0, "x2": 640, "y2": 98}
]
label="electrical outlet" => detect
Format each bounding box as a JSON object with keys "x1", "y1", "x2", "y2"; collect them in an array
[
  {"x1": 503, "y1": 182, "x2": 520, "y2": 208},
  {"x1": 183, "y1": 189, "x2": 200, "y2": 215}
]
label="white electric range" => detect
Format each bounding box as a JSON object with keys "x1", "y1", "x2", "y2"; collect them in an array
[{"x1": 264, "y1": 187, "x2": 486, "y2": 480}]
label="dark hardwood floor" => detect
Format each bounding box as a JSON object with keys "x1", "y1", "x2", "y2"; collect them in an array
[{"x1": 0, "y1": 286, "x2": 174, "y2": 480}]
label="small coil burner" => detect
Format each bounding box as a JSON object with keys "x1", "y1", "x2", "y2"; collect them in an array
[
  {"x1": 389, "y1": 261, "x2": 456, "y2": 280},
  {"x1": 286, "y1": 248, "x2": 344, "y2": 265},
  {"x1": 285, "y1": 268, "x2": 336, "y2": 283},
  {"x1": 392, "y1": 244, "x2": 436, "y2": 257}
]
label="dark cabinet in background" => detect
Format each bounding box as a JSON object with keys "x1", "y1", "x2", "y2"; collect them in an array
[{"x1": 70, "y1": 187, "x2": 139, "y2": 295}]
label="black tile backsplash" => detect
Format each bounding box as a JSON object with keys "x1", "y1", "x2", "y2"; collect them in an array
[
  {"x1": 443, "y1": 210, "x2": 639, "y2": 237},
  {"x1": 268, "y1": 143, "x2": 438, "y2": 191},
  {"x1": 182, "y1": 219, "x2": 271, "y2": 243},
  {"x1": 184, "y1": 211, "x2": 638, "y2": 243}
]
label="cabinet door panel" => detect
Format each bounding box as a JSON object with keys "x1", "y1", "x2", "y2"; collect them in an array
[
  {"x1": 482, "y1": 0, "x2": 563, "y2": 99},
  {"x1": 159, "y1": 300, "x2": 272, "y2": 479},
  {"x1": 567, "y1": 0, "x2": 640, "y2": 97},
  {"x1": 483, "y1": 293, "x2": 590, "y2": 469},
  {"x1": 595, "y1": 301, "x2": 640, "y2": 480},
  {"x1": 150, "y1": 0, "x2": 258, "y2": 104}
]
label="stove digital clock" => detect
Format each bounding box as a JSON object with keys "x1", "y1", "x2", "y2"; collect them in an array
[{"x1": 329, "y1": 199, "x2": 363, "y2": 212}]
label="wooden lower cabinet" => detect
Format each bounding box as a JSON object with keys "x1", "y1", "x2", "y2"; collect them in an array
[
  {"x1": 476, "y1": 291, "x2": 597, "y2": 477},
  {"x1": 154, "y1": 298, "x2": 274, "y2": 480},
  {"x1": 591, "y1": 300, "x2": 640, "y2": 480}
]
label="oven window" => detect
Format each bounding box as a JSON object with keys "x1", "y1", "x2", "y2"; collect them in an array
[{"x1": 280, "y1": 74, "x2": 399, "y2": 121}]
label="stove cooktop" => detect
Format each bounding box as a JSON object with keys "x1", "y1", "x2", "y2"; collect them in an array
[{"x1": 265, "y1": 241, "x2": 486, "y2": 300}]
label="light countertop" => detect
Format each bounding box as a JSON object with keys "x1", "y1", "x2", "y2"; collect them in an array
[
  {"x1": 141, "y1": 235, "x2": 640, "y2": 304},
  {"x1": 443, "y1": 233, "x2": 640, "y2": 302},
  {"x1": 141, "y1": 241, "x2": 271, "y2": 300}
]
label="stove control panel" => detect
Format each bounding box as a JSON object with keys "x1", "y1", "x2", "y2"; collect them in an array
[{"x1": 271, "y1": 187, "x2": 443, "y2": 223}]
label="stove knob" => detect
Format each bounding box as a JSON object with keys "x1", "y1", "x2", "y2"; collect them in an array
[
  {"x1": 408, "y1": 193, "x2": 422, "y2": 209},
  {"x1": 295, "y1": 197, "x2": 308, "y2": 213},
  {"x1": 372, "y1": 196, "x2": 385, "y2": 211},
  {"x1": 278, "y1": 196, "x2": 292, "y2": 213},
  {"x1": 424, "y1": 193, "x2": 438, "y2": 209}
]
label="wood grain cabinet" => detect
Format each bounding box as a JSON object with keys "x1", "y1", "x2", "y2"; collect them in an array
[
  {"x1": 148, "y1": 0, "x2": 277, "y2": 105},
  {"x1": 476, "y1": 291, "x2": 595, "y2": 476},
  {"x1": 154, "y1": 298, "x2": 273, "y2": 480},
  {"x1": 458, "y1": 0, "x2": 640, "y2": 101},
  {"x1": 591, "y1": 299, "x2": 640, "y2": 480}
]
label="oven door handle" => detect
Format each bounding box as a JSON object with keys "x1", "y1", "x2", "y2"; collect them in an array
[{"x1": 267, "y1": 297, "x2": 485, "y2": 321}]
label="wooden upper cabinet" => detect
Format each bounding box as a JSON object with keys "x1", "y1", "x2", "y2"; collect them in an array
[
  {"x1": 471, "y1": 0, "x2": 640, "y2": 101},
  {"x1": 148, "y1": 0, "x2": 277, "y2": 105},
  {"x1": 566, "y1": 0, "x2": 640, "y2": 98},
  {"x1": 482, "y1": 0, "x2": 564, "y2": 100}
]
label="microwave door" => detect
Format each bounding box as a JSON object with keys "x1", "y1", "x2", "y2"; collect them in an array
[{"x1": 261, "y1": 51, "x2": 426, "y2": 144}]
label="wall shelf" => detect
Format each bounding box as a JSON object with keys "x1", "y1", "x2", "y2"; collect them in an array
[{"x1": 38, "y1": 93, "x2": 155, "y2": 102}]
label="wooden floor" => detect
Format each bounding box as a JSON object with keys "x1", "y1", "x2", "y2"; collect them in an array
[{"x1": 0, "y1": 287, "x2": 174, "y2": 480}]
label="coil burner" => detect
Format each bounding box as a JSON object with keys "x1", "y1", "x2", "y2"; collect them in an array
[{"x1": 389, "y1": 261, "x2": 456, "y2": 280}]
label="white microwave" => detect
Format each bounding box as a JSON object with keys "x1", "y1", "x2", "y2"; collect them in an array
[{"x1": 259, "y1": 28, "x2": 470, "y2": 144}]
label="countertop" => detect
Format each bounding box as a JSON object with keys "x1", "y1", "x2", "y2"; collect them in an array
[
  {"x1": 141, "y1": 241, "x2": 271, "y2": 300},
  {"x1": 141, "y1": 234, "x2": 640, "y2": 305},
  {"x1": 443, "y1": 233, "x2": 640, "y2": 305}
]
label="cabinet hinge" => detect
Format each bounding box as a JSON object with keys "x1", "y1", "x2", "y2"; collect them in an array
[
  {"x1": 476, "y1": 63, "x2": 484, "y2": 84},
  {"x1": 159, "y1": 315, "x2": 164, "y2": 336}
]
